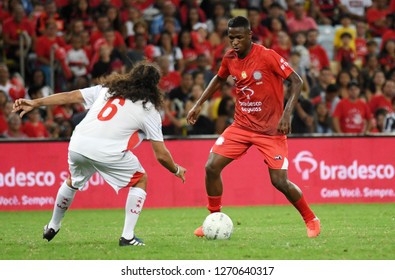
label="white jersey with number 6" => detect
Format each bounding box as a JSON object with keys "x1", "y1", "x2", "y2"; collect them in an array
[{"x1": 69, "y1": 85, "x2": 163, "y2": 162}]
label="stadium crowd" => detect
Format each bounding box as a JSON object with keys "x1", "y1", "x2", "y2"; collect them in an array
[{"x1": 0, "y1": 0, "x2": 395, "y2": 139}]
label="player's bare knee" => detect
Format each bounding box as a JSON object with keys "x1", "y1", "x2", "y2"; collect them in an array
[
  {"x1": 134, "y1": 173, "x2": 148, "y2": 190},
  {"x1": 66, "y1": 176, "x2": 73, "y2": 188},
  {"x1": 205, "y1": 161, "x2": 220, "y2": 178},
  {"x1": 271, "y1": 176, "x2": 289, "y2": 192}
]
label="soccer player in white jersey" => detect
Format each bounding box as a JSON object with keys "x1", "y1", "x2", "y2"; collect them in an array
[{"x1": 13, "y1": 62, "x2": 187, "y2": 246}]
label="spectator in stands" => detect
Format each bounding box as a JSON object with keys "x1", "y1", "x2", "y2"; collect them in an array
[
  {"x1": 178, "y1": 30, "x2": 199, "y2": 72},
  {"x1": 306, "y1": 28, "x2": 330, "y2": 79},
  {"x1": 261, "y1": 2, "x2": 287, "y2": 31},
  {"x1": 208, "y1": 17, "x2": 229, "y2": 50},
  {"x1": 379, "y1": 39, "x2": 395, "y2": 74},
  {"x1": 332, "y1": 81, "x2": 372, "y2": 133},
  {"x1": 90, "y1": 14, "x2": 126, "y2": 55},
  {"x1": 34, "y1": 19, "x2": 68, "y2": 86},
  {"x1": 66, "y1": 35, "x2": 90, "y2": 82},
  {"x1": 2, "y1": 3, "x2": 36, "y2": 74},
  {"x1": 355, "y1": 21, "x2": 369, "y2": 65},
  {"x1": 28, "y1": 86, "x2": 53, "y2": 121},
  {"x1": 68, "y1": 0, "x2": 94, "y2": 32},
  {"x1": 267, "y1": 17, "x2": 289, "y2": 48},
  {"x1": 168, "y1": 71, "x2": 194, "y2": 126},
  {"x1": 205, "y1": 1, "x2": 231, "y2": 34},
  {"x1": 311, "y1": 83, "x2": 341, "y2": 114},
  {"x1": 383, "y1": 96, "x2": 395, "y2": 132},
  {"x1": 21, "y1": 108, "x2": 50, "y2": 138},
  {"x1": 381, "y1": 13, "x2": 395, "y2": 50},
  {"x1": 289, "y1": 51, "x2": 310, "y2": 97},
  {"x1": 312, "y1": 0, "x2": 340, "y2": 25},
  {"x1": 314, "y1": 102, "x2": 333, "y2": 133},
  {"x1": 211, "y1": 81, "x2": 235, "y2": 134},
  {"x1": 3, "y1": 112, "x2": 27, "y2": 138},
  {"x1": 179, "y1": 0, "x2": 207, "y2": 29},
  {"x1": 184, "y1": 84, "x2": 215, "y2": 135},
  {"x1": 365, "y1": 69, "x2": 386, "y2": 101},
  {"x1": 339, "y1": 0, "x2": 372, "y2": 21},
  {"x1": 106, "y1": 5, "x2": 123, "y2": 33},
  {"x1": 291, "y1": 95, "x2": 315, "y2": 134},
  {"x1": 36, "y1": 0, "x2": 64, "y2": 36},
  {"x1": 157, "y1": 55, "x2": 182, "y2": 94},
  {"x1": 369, "y1": 79, "x2": 395, "y2": 114},
  {"x1": 247, "y1": 7, "x2": 271, "y2": 47},
  {"x1": 27, "y1": 69, "x2": 53, "y2": 98},
  {"x1": 333, "y1": 14, "x2": 356, "y2": 56},
  {"x1": 349, "y1": 63, "x2": 364, "y2": 89},
  {"x1": 370, "y1": 108, "x2": 388, "y2": 132},
  {"x1": 286, "y1": 0, "x2": 318, "y2": 35},
  {"x1": 366, "y1": 0, "x2": 389, "y2": 37},
  {"x1": 335, "y1": 69, "x2": 353, "y2": 99},
  {"x1": 193, "y1": 54, "x2": 215, "y2": 85},
  {"x1": 153, "y1": 31, "x2": 184, "y2": 72},
  {"x1": 291, "y1": 31, "x2": 311, "y2": 73},
  {"x1": 91, "y1": 44, "x2": 113, "y2": 80},
  {"x1": 126, "y1": 33, "x2": 154, "y2": 67},
  {"x1": 335, "y1": 32, "x2": 357, "y2": 72},
  {"x1": 150, "y1": 1, "x2": 181, "y2": 41},
  {"x1": 0, "y1": 90, "x2": 9, "y2": 135},
  {"x1": 309, "y1": 66, "x2": 334, "y2": 98},
  {"x1": 361, "y1": 54, "x2": 381, "y2": 90},
  {"x1": 271, "y1": 31, "x2": 292, "y2": 61},
  {"x1": 122, "y1": 6, "x2": 142, "y2": 44},
  {"x1": 191, "y1": 23, "x2": 214, "y2": 67},
  {"x1": 126, "y1": 19, "x2": 149, "y2": 50}
]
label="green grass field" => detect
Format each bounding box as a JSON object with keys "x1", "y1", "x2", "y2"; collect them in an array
[{"x1": 0, "y1": 203, "x2": 394, "y2": 260}]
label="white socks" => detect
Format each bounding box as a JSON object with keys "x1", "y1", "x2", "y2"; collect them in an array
[
  {"x1": 48, "y1": 180, "x2": 77, "y2": 231},
  {"x1": 121, "y1": 187, "x2": 147, "y2": 240}
]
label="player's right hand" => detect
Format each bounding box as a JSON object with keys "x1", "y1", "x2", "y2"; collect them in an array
[
  {"x1": 186, "y1": 105, "x2": 201, "y2": 125},
  {"x1": 175, "y1": 165, "x2": 187, "y2": 183},
  {"x1": 12, "y1": 99, "x2": 36, "y2": 118}
]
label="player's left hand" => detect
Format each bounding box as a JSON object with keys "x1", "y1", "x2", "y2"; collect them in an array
[
  {"x1": 12, "y1": 99, "x2": 36, "y2": 118},
  {"x1": 277, "y1": 116, "x2": 291, "y2": 134},
  {"x1": 186, "y1": 104, "x2": 201, "y2": 125}
]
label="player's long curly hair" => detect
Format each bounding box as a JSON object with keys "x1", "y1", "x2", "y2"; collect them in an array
[{"x1": 97, "y1": 61, "x2": 163, "y2": 110}]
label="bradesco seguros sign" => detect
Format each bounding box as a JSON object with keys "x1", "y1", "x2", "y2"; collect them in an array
[{"x1": 289, "y1": 137, "x2": 395, "y2": 203}]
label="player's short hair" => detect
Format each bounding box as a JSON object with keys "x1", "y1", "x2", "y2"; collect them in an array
[{"x1": 228, "y1": 16, "x2": 250, "y2": 30}]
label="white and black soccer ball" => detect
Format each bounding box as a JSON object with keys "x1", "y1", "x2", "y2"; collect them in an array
[{"x1": 202, "y1": 212, "x2": 234, "y2": 240}]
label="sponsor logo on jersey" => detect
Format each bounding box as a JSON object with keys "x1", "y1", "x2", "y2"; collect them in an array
[
  {"x1": 253, "y1": 71, "x2": 262, "y2": 80},
  {"x1": 241, "y1": 71, "x2": 247, "y2": 79}
]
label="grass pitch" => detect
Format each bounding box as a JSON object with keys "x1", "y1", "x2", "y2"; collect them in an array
[{"x1": 0, "y1": 203, "x2": 394, "y2": 260}]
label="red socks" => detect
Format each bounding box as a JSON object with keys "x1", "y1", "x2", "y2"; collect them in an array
[
  {"x1": 293, "y1": 196, "x2": 316, "y2": 223},
  {"x1": 207, "y1": 195, "x2": 222, "y2": 213}
]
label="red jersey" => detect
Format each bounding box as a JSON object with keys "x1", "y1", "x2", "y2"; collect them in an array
[
  {"x1": 309, "y1": 45, "x2": 330, "y2": 70},
  {"x1": 369, "y1": 95, "x2": 394, "y2": 114},
  {"x1": 217, "y1": 44, "x2": 293, "y2": 135},
  {"x1": 22, "y1": 121, "x2": 49, "y2": 138},
  {"x1": 2, "y1": 17, "x2": 35, "y2": 41},
  {"x1": 333, "y1": 99, "x2": 372, "y2": 133}
]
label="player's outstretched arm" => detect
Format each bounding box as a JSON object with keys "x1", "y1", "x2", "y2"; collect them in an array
[
  {"x1": 150, "y1": 140, "x2": 186, "y2": 183},
  {"x1": 12, "y1": 90, "x2": 84, "y2": 118},
  {"x1": 278, "y1": 72, "x2": 303, "y2": 134},
  {"x1": 187, "y1": 75, "x2": 225, "y2": 125}
]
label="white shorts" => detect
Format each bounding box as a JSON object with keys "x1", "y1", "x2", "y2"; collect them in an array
[{"x1": 68, "y1": 151, "x2": 145, "y2": 193}]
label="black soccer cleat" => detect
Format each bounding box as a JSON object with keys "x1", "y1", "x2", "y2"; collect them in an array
[
  {"x1": 43, "y1": 225, "x2": 60, "y2": 242},
  {"x1": 119, "y1": 236, "x2": 145, "y2": 246}
]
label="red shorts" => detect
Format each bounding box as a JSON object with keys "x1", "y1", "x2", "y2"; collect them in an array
[{"x1": 211, "y1": 125, "x2": 289, "y2": 169}]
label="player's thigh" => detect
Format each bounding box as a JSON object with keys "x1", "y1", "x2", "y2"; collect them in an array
[
  {"x1": 93, "y1": 151, "x2": 146, "y2": 192},
  {"x1": 254, "y1": 135, "x2": 289, "y2": 170},
  {"x1": 68, "y1": 151, "x2": 96, "y2": 190},
  {"x1": 211, "y1": 125, "x2": 252, "y2": 160}
]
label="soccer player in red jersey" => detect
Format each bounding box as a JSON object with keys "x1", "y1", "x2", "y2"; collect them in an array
[{"x1": 187, "y1": 16, "x2": 320, "y2": 238}]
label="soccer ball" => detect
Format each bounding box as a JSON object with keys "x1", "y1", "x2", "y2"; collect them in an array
[{"x1": 202, "y1": 212, "x2": 234, "y2": 240}]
